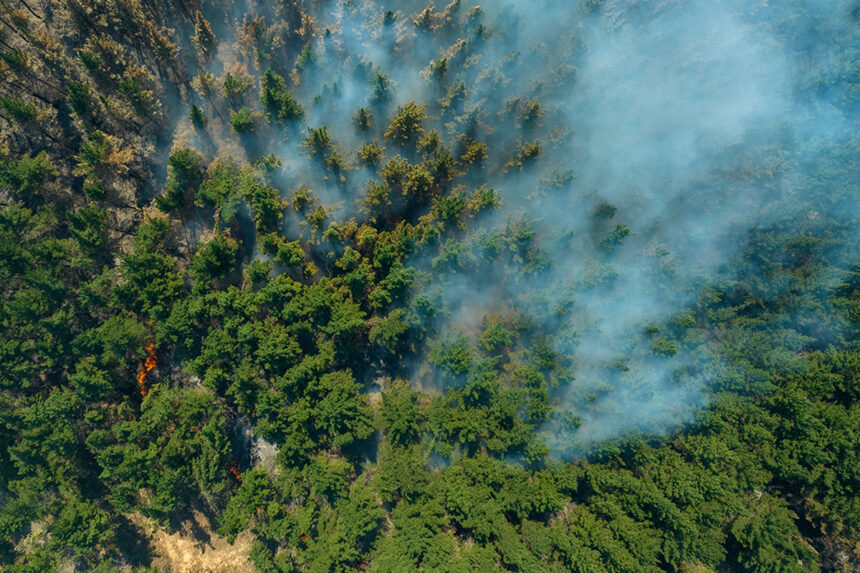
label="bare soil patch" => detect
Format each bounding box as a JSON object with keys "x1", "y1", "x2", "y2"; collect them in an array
[{"x1": 128, "y1": 511, "x2": 253, "y2": 572}]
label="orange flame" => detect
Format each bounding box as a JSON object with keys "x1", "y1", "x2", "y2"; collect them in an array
[
  {"x1": 228, "y1": 465, "x2": 242, "y2": 482},
  {"x1": 137, "y1": 342, "x2": 157, "y2": 397}
]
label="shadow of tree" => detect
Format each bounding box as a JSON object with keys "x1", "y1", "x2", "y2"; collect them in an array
[
  {"x1": 166, "y1": 495, "x2": 226, "y2": 551},
  {"x1": 113, "y1": 514, "x2": 155, "y2": 568}
]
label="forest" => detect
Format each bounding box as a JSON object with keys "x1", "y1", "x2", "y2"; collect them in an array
[{"x1": 0, "y1": 0, "x2": 858, "y2": 571}]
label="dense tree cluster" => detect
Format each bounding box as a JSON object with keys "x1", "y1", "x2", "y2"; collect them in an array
[{"x1": 0, "y1": 0, "x2": 857, "y2": 571}]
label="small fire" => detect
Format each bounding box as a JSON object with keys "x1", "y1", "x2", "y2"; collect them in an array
[
  {"x1": 228, "y1": 465, "x2": 243, "y2": 482},
  {"x1": 137, "y1": 342, "x2": 157, "y2": 397}
]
